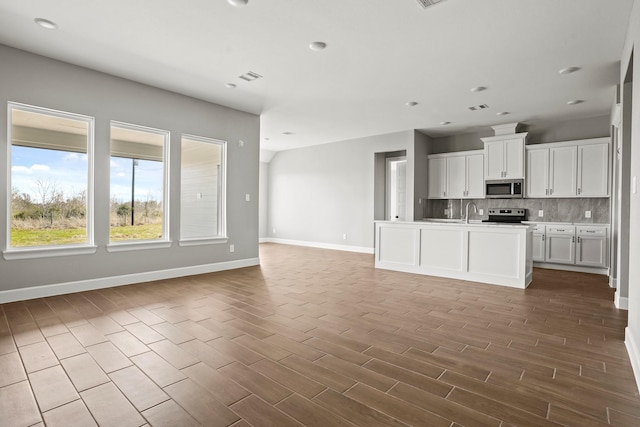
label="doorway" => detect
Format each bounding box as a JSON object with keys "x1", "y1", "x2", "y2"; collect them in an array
[{"x1": 386, "y1": 156, "x2": 407, "y2": 221}]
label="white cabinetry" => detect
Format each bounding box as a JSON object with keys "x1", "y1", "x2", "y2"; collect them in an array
[
  {"x1": 526, "y1": 145, "x2": 577, "y2": 197},
  {"x1": 525, "y1": 138, "x2": 609, "y2": 198},
  {"x1": 532, "y1": 224, "x2": 546, "y2": 262},
  {"x1": 576, "y1": 226, "x2": 607, "y2": 267},
  {"x1": 533, "y1": 223, "x2": 608, "y2": 269},
  {"x1": 577, "y1": 142, "x2": 609, "y2": 197},
  {"x1": 545, "y1": 226, "x2": 576, "y2": 264},
  {"x1": 482, "y1": 133, "x2": 527, "y2": 180},
  {"x1": 428, "y1": 150, "x2": 484, "y2": 199}
]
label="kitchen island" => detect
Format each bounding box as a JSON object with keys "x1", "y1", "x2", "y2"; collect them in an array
[{"x1": 375, "y1": 220, "x2": 533, "y2": 289}]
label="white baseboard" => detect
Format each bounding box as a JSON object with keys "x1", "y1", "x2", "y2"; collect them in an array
[
  {"x1": 609, "y1": 276, "x2": 617, "y2": 289},
  {"x1": 625, "y1": 327, "x2": 640, "y2": 394},
  {"x1": 262, "y1": 238, "x2": 374, "y2": 254},
  {"x1": 0, "y1": 257, "x2": 260, "y2": 304},
  {"x1": 533, "y1": 262, "x2": 608, "y2": 276},
  {"x1": 615, "y1": 290, "x2": 629, "y2": 310}
]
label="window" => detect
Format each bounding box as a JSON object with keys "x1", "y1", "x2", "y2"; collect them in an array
[
  {"x1": 8, "y1": 103, "x2": 94, "y2": 250},
  {"x1": 180, "y1": 135, "x2": 226, "y2": 242},
  {"x1": 109, "y1": 122, "x2": 169, "y2": 244}
]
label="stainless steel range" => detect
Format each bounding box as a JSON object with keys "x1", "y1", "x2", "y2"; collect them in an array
[{"x1": 483, "y1": 208, "x2": 527, "y2": 224}]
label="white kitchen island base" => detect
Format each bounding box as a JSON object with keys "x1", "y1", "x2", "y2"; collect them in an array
[{"x1": 375, "y1": 221, "x2": 533, "y2": 289}]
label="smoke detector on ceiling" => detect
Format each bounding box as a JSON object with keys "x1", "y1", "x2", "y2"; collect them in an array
[{"x1": 415, "y1": 0, "x2": 446, "y2": 9}]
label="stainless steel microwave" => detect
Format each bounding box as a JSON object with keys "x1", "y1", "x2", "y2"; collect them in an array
[{"x1": 485, "y1": 179, "x2": 524, "y2": 199}]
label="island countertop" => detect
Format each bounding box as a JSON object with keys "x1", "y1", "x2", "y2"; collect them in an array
[{"x1": 374, "y1": 220, "x2": 533, "y2": 289}]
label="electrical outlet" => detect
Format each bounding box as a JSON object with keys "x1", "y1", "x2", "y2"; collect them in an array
[
  {"x1": 538, "y1": 210, "x2": 544, "y2": 217},
  {"x1": 245, "y1": 193, "x2": 250, "y2": 202},
  {"x1": 229, "y1": 244, "x2": 235, "y2": 253},
  {"x1": 585, "y1": 210, "x2": 592, "y2": 218},
  {"x1": 272, "y1": 228, "x2": 276, "y2": 234},
  {"x1": 342, "y1": 233, "x2": 347, "y2": 240},
  {"x1": 478, "y1": 208, "x2": 484, "y2": 215},
  {"x1": 239, "y1": 140, "x2": 245, "y2": 147},
  {"x1": 444, "y1": 209, "x2": 449, "y2": 216}
]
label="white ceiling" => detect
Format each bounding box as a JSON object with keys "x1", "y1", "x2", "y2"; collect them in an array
[{"x1": 0, "y1": 0, "x2": 633, "y2": 151}]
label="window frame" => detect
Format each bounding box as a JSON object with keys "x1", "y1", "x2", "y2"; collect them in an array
[
  {"x1": 178, "y1": 133, "x2": 227, "y2": 246},
  {"x1": 4, "y1": 102, "x2": 96, "y2": 260},
  {"x1": 106, "y1": 120, "x2": 171, "y2": 252}
]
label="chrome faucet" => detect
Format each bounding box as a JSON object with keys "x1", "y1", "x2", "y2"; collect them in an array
[{"x1": 465, "y1": 201, "x2": 477, "y2": 224}]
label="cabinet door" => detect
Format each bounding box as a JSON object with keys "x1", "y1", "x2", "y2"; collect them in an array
[
  {"x1": 576, "y1": 227, "x2": 607, "y2": 267},
  {"x1": 532, "y1": 233, "x2": 545, "y2": 262},
  {"x1": 526, "y1": 148, "x2": 549, "y2": 197},
  {"x1": 504, "y1": 139, "x2": 524, "y2": 178},
  {"x1": 446, "y1": 156, "x2": 466, "y2": 199},
  {"x1": 545, "y1": 227, "x2": 576, "y2": 264},
  {"x1": 577, "y1": 142, "x2": 609, "y2": 197},
  {"x1": 428, "y1": 157, "x2": 447, "y2": 199},
  {"x1": 484, "y1": 141, "x2": 505, "y2": 180},
  {"x1": 465, "y1": 154, "x2": 484, "y2": 198},
  {"x1": 549, "y1": 146, "x2": 577, "y2": 197}
]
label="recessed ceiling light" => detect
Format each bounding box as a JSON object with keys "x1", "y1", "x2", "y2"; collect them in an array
[
  {"x1": 439, "y1": 121, "x2": 451, "y2": 125},
  {"x1": 405, "y1": 101, "x2": 419, "y2": 107},
  {"x1": 282, "y1": 131, "x2": 295, "y2": 135},
  {"x1": 227, "y1": 0, "x2": 249, "y2": 7},
  {"x1": 34, "y1": 18, "x2": 58, "y2": 30},
  {"x1": 567, "y1": 100, "x2": 584, "y2": 105},
  {"x1": 559, "y1": 66, "x2": 580, "y2": 75},
  {"x1": 470, "y1": 86, "x2": 487, "y2": 92},
  {"x1": 309, "y1": 41, "x2": 327, "y2": 51},
  {"x1": 264, "y1": 137, "x2": 270, "y2": 141},
  {"x1": 496, "y1": 111, "x2": 510, "y2": 116},
  {"x1": 225, "y1": 83, "x2": 237, "y2": 88}
]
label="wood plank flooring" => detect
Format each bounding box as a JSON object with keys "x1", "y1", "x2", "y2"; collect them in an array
[{"x1": 1, "y1": 242, "x2": 639, "y2": 426}]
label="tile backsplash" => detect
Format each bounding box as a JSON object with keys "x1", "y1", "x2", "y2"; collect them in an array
[{"x1": 425, "y1": 198, "x2": 610, "y2": 224}]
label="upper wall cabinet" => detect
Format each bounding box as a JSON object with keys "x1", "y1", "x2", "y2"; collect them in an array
[
  {"x1": 428, "y1": 150, "x2": 484, "y2": 199},
  {"x1": 525, "y1": 137, "x2": 610, "y2": 198},
  {"x1": 481, "y1": 133, "x2": 527, "y2": 180}
]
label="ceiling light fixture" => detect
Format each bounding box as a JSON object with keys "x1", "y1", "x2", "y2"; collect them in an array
[
  {"x1": 238, "y1": 71, "x2": 262, "y2": 82},
  {"x1": 309, "y1": 41, "x2": 327, "y2": 51},
  {"x1": 468, "y1": 104, "x2": 489, "y2": 111},
  {"x1": 567, "y1": 100, "x2": 584, "y2": 105},
  {"x1": 496, "y1": 111, "x2": 510, "y2": 116},
  {"x1": 282, "y1": 131, "x2": 295, "y2": 135},
  {"x1": 225, "y1": 83, "x2": 237, "y2": 88},
  {"x1": 405, "y1": 101, "x2": 418, "y2": 107},
  {"x1": 559, "y1": 66, "x2": 580, "y2": 75},
  {"x1": 471, "y1": 86, "x2": 487, "y2": 92},
  {"x1": 34, "y1": 18, "x2": 58, "y2": 30},
  {"x1": 439, "y1": 121, "x2": 451, "y2": 125},
  {"x1": 227, "y1": 0, "x2": 249, "y2": 7}
]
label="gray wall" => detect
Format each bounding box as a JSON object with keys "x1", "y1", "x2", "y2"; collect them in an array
[
  {"x1": 429, "y1": 115, "x2": 611, "y2": 154},
  {"x1": 621, "y1": 0, "x2": 640, "y2": 383},
  {"x1": 267, "y1": 130, "x2": 415, "y2": 249},
  {"x1": 0, "y1": 45, "x2": 260, "y2": 292},
  {"x1": 259, "y1": 162, "x2": 269, "y2": 239}
]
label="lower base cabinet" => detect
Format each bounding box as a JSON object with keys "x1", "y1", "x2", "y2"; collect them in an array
[{"x1": 534, "y1": 224, "x2": 608, "y2": 269}]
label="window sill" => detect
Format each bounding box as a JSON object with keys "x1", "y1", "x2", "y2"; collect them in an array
[
  {"x1": 106, "y1": 240, "x2": 172, "y2": 253},
  {"x1": 178, "y1": 237, "x2": 229, "y2": 247},
  {"x1": 3, "y1": 245, "x2": 98, "y2": 260}
]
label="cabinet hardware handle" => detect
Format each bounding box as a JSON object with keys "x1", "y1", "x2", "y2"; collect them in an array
[
  {"x1": 557, "y1": 229, "x2": 565, "y2": 232},
  {"x1": 550, "y1": 188, "x2": 553, "y2": 195},
  {"x1": 546, "y1": 189, "x2": 549, "y2": 195},
  {"x1": 577, "y1": 237, "x2": 581, "y2": 243},
  {"x1": 586, "y1": 230, "x2": 595, "y2": 233},
  {"x1": 542, "y1": 235, "x2": 545, "y2": 241},
  {"x1": 578, "y1": 188, "x2": 581, "y2": 195},
  {"x1": 572, "y1": 236, "x2": 575, "y2": 243}
]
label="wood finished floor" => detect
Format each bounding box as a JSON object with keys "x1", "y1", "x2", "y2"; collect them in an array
[{"x1": 1, "y1": 242, "x2": 639, "y2": 427}]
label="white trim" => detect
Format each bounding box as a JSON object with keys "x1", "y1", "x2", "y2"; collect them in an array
[
  {"x1": 615, "y1": 290, "x2": 629, "y2": 310},
  {"x1": 0, "y1": 257, "x2": 260, "y2": 304},
  {"x1": 625, "y1": 327, "x2": 640, "y2": 394},
  {"x1": 609, "y1": 276, "x2": 617, "y2": 289},
  {"x1": 532, "y1": 261, "x2": 609, "y2": 276},
  {"x1": 107, "y1": 240, "x2": 172, "y2": 252},
  {"x1": 3, "y1": 245, "x2": 98, "y2": 260},
  {"x1": 179, "y1": 237, "x2": 228, "y2": 247},
  {"x1": 262, "y1": 238, "x2": 374, "y2": 254}
]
